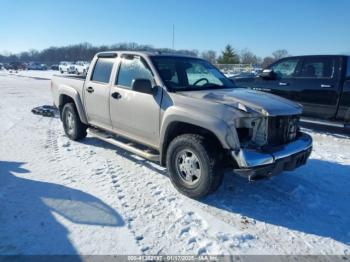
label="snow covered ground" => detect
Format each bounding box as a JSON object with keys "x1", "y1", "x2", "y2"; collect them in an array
[
  {"x1": 0, "y1": 70, "x2": 349, "y2": 255},
  {"x1": 4, "y1": 69, "x2": 69, "y2": 80}
]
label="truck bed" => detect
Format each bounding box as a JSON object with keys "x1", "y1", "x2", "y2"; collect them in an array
[
  {"x1": 51, "y1": 74, "x2": 86, "y2": 108},
  {"x1": 54, "y1": 74, "x2": 86, "y2": 81}
]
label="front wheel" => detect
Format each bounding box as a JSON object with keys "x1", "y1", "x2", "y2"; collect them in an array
[
  {"x1": 62, "y1": 103, "x2": 87, "y2": 140},
  {"x1": 166, "y1": 134, "x2": 223, "y2": 199}
]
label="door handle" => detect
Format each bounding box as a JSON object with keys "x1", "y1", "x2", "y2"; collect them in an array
[
  {"x1": 111, "y1": 92, "x2": 122, "y2": 99},
  {"x1": 321, "y1": 84, "x2": 332, "y2": 88},
  {"x1": 279, "y1": 82, "x2": 289, "y2": 86},
  {"x1": 86, "y1": 87, "x2": 94, "y2": 93}
]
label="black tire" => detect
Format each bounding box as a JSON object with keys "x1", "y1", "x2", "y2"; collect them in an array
[
  {"x1": 166, "y1": 134, "x2": 223, "y2": 199},
  {"x1": 62, "y1": 103, "x2": 87, "y2": 140}
]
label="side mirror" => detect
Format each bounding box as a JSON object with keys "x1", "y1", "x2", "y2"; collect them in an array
[
  {"x1": 132, "y1": 79, "x2": 153, "y2": 94},
  {"x1": 259, "y1": 69, "x2": 276, "y2": 80}
]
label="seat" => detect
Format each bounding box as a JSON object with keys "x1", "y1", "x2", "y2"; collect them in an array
[
  {"x1": 159, "y1": 69, "x2": 179, "y2": 88},
  {"x1": 159, "y1": 69, "x2": 173, "y2": 81},
  {"x1": 301, "y1": 64, "x2": 316, "y2": 77}
]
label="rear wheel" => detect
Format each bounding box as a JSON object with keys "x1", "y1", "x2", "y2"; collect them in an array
[
  {"x1": 166, "y1": 134, "x2": 223, "y2": 199},
  {"x1": 62, "y1": 103, "x2": 87, "y2": 140}
]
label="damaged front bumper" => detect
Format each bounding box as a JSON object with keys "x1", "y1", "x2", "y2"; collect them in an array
[{"x1": 231, "y1": 133, "x2": 312, "y2": 180}]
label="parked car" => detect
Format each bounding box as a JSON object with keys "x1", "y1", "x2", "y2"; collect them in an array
[
  {"x1": 232, "y1": 55, "x2": 350, "y2": 127},
  {"x1": 230, "y1": 72, "x2": 257, "y2": 79},
  {"x1": 27, "y1": 62, "x2": 46, "y2": 70},
  {"x1": 59, "y1": 61, "x2": 75, "y2": 74},
  {"x1": 74, "y1": 61, "x2": 90, "y2": 75},
  {"x1": 0, "y1": 63, "x2": 3, "y2": 70},
  {"x1": 27, "y1": 62, "x2": 40, "y2": 70},
  {"x1": 51, "y1": 64, "x2": 59, "y2": 71},
  {"x1": 51, "y1": 51, "x2": 312, "y2": 199},
  {"x1": 5, "y1": 62, "x2": 26, "y2": 70},
  {"x1": 40, "y1": 64, "x2": 48, "y2": 70}
]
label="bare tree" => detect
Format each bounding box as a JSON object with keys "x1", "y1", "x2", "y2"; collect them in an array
[
  {"x1": 240, "y1": 49, "x2": 259, "y2": 65},
  {"x1": 272, "y1": 49, "x2": 289, "y2": 60},
  {"x1": 261, "y1": 49, "x2": 290, "y2": 68},
  {"x1": 201, "y1": 50, "x2": 217, "y2": 64},
  {"x1": 261, "y1": 56, "x2": 275, "y2": 68},
  {"x1": 0, "y1": 43, "x2": 199, "y2": 64}
]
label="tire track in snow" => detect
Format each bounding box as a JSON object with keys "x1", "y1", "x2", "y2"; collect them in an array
[{"x1": 89, "y1": 146, "x2": 258, "y2": 255}]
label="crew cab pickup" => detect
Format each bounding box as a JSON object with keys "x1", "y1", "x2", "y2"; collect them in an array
[
  {"x1": 232, "y1": 55, "x2": 350, "y2": 128},
  {"x1": 51, "y1": 51, "x2": 312, "y2": 198}
]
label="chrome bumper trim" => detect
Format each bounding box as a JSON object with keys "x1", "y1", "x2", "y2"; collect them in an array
[{"x1": 232, "y1": 133, "x2": 312, "y2": 168}]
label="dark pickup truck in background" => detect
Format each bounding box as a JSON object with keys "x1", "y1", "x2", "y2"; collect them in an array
[{"x1": 232, "y1": 55, "x2": 350, "y2": 127}]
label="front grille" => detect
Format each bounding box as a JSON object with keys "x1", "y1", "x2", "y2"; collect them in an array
[{"x1": 267, "y1": 116, "x2": 299, "y2": 145}]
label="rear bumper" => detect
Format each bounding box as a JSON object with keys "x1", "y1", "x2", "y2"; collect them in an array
[{"x1": 231, "y1": 133, "x2": 312, "y2": 179}]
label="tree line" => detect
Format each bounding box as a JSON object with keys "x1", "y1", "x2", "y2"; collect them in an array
[
  {"x1": 0, "y1": 42, "x2": 199, "y2": 65},
  {"x1": 0, "y1": 42, "x2": 289, "y2": 68},
  {"x1": 201, "y1": 44, "x2": 290, "y2": 68}
]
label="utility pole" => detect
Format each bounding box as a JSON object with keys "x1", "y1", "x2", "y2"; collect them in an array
[{"x1": 172, "y1": 24, "x2": 175, "y2": 50}]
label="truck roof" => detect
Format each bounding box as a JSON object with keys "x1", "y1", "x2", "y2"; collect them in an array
[
  {"x1": 96, "y1": 51, "x2": 198, "y2": 59},
  {"x1": 280, "y1": 54, "x2": 349, "y2": 59}
]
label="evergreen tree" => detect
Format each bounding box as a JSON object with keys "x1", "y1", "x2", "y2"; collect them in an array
[{"x1": 217, "y1": 44, "x2": 240, "y2": 64}]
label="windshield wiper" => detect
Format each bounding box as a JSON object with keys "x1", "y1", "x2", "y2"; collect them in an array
[{"x1": 200, "y1": 83, "x2": 234, "y2": 90}]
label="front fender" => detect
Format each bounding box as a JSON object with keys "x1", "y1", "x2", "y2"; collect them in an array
[{"x1": 160, "y1": 106, "x2": 240, "y2": 157}]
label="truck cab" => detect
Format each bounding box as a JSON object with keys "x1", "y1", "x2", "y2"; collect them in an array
[{"x1": 233, "y1": 55, "x2": 350, "y2": 125}]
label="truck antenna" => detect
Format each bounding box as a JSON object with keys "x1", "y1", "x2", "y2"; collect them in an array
[{"x1": 172, "y1": 24, "x2": 175, "y2": 50}]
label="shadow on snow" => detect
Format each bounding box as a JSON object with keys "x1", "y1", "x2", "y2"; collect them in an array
[{"x1": 0, "y1": 161, "x2": 124, "y2": 255}]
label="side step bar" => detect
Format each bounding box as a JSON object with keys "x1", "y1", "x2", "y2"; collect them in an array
[{"x1": 87, "y1": 128, "x2": 160, "y2": 162}]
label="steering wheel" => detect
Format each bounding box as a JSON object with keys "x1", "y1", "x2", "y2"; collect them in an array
[{"x1": 193, "y1": 78, "x2": 209, "y2": 86}]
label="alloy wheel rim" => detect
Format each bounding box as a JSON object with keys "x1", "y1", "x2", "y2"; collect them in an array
[
  {"x1": 175, "y1": 149, "x2": 202, "y2": 186},
  {"x1": 66, "y1": 111, "x2": 75, "y2": 134}
]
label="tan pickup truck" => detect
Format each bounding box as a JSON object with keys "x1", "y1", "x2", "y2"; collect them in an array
[{"x1": 51, "y1": 51, "x2": 312, "y2": 198}]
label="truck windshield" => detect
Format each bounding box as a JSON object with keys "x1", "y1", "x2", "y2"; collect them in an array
[{"x1": 151, "y1": 56, "x2": 235, "y2": 91}]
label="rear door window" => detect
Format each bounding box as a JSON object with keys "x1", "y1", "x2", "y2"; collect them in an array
[
  {"x1": 298, "y1": 57, "x2": 335, "y2": 78},
  {"x1": 91, "y1": 58, "x2": 114, "y2": 83},
  {"x1": 116, "y1": 56, "x2": 153, "y2": 89}
]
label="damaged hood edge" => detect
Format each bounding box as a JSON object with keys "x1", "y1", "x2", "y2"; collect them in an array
[{"x1": 177, "y1": 88, "x2": 303, "y2": 117}]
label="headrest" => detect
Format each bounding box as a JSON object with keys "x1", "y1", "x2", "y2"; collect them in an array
[{"x1": 160, "y1": 69, "x2": 173, "y2": 81}]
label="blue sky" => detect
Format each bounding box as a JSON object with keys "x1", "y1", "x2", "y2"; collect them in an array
[{"x1": 0, "y1": 0, "x2": 349, "y2": 57}]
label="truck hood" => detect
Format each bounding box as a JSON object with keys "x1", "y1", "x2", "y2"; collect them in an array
[{"x1": 177, "y1": 88, "x2": 302, "y2": 116}]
